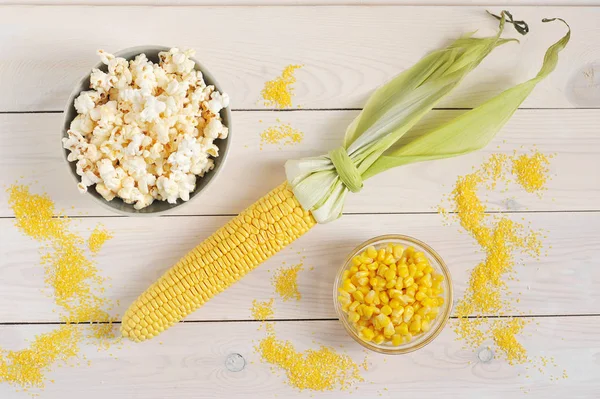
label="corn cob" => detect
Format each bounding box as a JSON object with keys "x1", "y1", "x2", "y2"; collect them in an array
[
  {"x1": 121, "y1": 14, "x2": 569, "y2": 343},
  {"x1": 121, "y1": 182, "x2": 316, "y2": 341}
]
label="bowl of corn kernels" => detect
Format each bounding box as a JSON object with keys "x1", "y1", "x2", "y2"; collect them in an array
[{"x1": 334, "y1": 235, "x2": 452, "y2": 354}]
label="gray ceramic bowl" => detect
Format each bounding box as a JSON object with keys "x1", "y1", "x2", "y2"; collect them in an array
[{"x1": 62, "y1": 46, "x2": 231, "y2": 215}]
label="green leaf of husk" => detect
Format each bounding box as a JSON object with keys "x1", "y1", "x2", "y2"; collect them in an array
[
  {"x1": 286, "y1": 13, "x2": 570, "y2": 224},
  {"x1": 286, "y1": 14, "x2": 515, "y2": 223},
  {"x1": 363, "y1": 17, "x2": 570, "y2": 179}
]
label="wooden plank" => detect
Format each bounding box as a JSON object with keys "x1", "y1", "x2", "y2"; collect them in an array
[
  {"x1": 1, "y1": 212, "x2": 598, "y2": 323},
  {"x1": 1, "y1": 1, "x2": 598, "y2": 6},
  {"x1": 0, "y1": 6, "x2": 594, "y2": 111},
  {"x1": 0, "y1": 110, "x2": 598, "y2": 217},
  {"x1": 0, "y1": 317, "x2": 598, "y2": 398}
]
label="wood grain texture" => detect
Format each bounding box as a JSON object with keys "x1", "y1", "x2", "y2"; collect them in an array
[
  {"x1": 1, "y1": 212, "x2": 598, "y2": 323},
  {"x1": 0, "y1": 4, "x2": 598, "y2": 398},
  {"x1": 1, "y1": 0, "x2": 599, "y2": 5},
  {"x1": 0, "y1": 317, "x2": 598, "y2": 398},
  {"x1": 0, "y1": 6, "x2": 596, "y2": 111},
  {"x1": 1, "y1": 109, "x2": 598, "y2": 218}
]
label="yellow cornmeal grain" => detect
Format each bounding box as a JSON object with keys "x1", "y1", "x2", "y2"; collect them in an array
[
  {"x1": 88, "y1": 226, "x2": 113, "y2": 254},
  {"x1": 360, "y1": 356, "x2": 370, "y2": 371},
  {"x1": 446, "y1": 153, "x2": 549, "y2": 364},
  {"x1": 0, "y1": 325, "x2": 82, "y2": 390},
  {"x1": 2, "y1": 184, "x2": 116, "y2": 391},
  {"x1": 255, "y1": 264, "x2": 364, "y2": 391},
  {"x1": 7, "y1": 185, "x2": 67, "y2": 241},
  {"x1": 511, "y1": 151, "x2": 551, "y2": 193},
  {"x1": 43, "y1": 235, "x2": 101, "y2": 309},
  {"x1": 480, "y1": 153, "x2": 509, "y2": 189},
  {"x1": 272, "y1": 263, "x2": 303, "y2": 301},
  {"x1": 261, "y1": 65, "x2": 302, "y2": 108},
  {"x1": 251, "y1": 299, "x2": 275, "y2": 321},
  {"x1": 260, "y1": 122, "x2": 304, "y2": 150},
  {"x1": 256, "y1": 331, "x2": 363, "y2": 391},
  {"x1": 491, "y1": 318, "x2": 527, "y2": 365}
]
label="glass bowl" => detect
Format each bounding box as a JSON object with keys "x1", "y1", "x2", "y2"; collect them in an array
[{"x1": 333, "y1": 234, "x2": 453, "y2": 354}]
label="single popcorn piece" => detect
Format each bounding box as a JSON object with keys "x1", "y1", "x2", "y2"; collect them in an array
[
  {"x1": 204, "y1": 118, "x2": 227, "y2": 139},
  {"x1": 63, "y1": 48, "x2": 229, "y2": 209},
  {"x1": 140, "y1": 96, "x2": 166, "y2": 123},
  {"x1": 90, "y1": 68, "x2": 113, "y2": 94},
  {"x1": 205, "y1": 91, "x2": 230, "y2": 116},
  {"x1": 74, "y1": 91, "x2": 100, "y2": 115},
  {"x1": 96, "y1": 183, "x2": 116, "y2": 201}
]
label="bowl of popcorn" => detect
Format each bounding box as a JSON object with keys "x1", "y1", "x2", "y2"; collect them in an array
[
  {"x1": 62, "y1": 46, "x2": 231, "y2": 214},
  {"x1": 334, "y1": 235, "x2": 452, "y2": 354}
]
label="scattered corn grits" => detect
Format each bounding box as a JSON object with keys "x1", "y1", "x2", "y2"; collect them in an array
[
  {"x1": 272, "y1": 263, "x2": 303, "y2": 301},
  {"x1": 491, "y1": 318, "x2": 527, "y2": 365},
  {"x1": 444, "y1": 151, "x2": 552, "y2": 366},
  {"x1": 480, "y1": 153, "x2": 509, "y2": 189},
  {"x1": 2, "y1": 184, "x2": 116, "y2": 391},
  {"x1": 256, "y1": 325, "x2": 364, "y2": 391},
  {"x1": 259, "y1": 121, "x2": 304, "y2": 150},
  {"x1": 88, "y1": 225, "x2": 113, "y2": 254},
  {"x1": 253, "y1": 258, "x2": 365, "y2": 391},
  {"x1": 261, "y1": 65, "x2": 302, "y2": 108},
  {"x1": 511, "y1": 150, "x2": 552, "y2": 194},
  {"x1": 251, "y1": 299, "x2": 275, "y2": 321},
  {"x1": 0, "y1": 326, "x2": 82, "y2": 392}
]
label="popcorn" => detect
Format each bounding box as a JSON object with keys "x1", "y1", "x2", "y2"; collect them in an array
[
  {"x1": 167, "y1": 134, "x2": 204, "y2": 174},
  {"x1": 97, "y1": 159, "x2": 123, "y2": 192},
  {"x1": 70, "y1": 114, "x2": 95, "y2": 136},
  {"x1": 156, "y1": 171, "x2": 197, "y2": 203},
  {"x1": 124, "y1": 133, "x2": 144, "y2": 156},
  {"x1": 90, "y1": 101, "x2": 119, "y2": 126},
  {"x1": 119, "y1": 88, "x2": 144, "y2": 113},
  {"x1": 74, "y1": 91, "x2": 100, "y2": 114},
  {"x1": 204, "y1": 118, "x2": 228, "y2": 139},
  {"x1": 96, "y1": 183, "x2": 116, "y2": 201},
  {"x1": 130, "y1": 54, "x2": 158, "y2": 92},
  {"x1": 160, "y1": 48, "x2": 196, "y2": 75},
  {"x1": 90, "y1": 68, "x2": 112, "y2": 94},
  {"x1": 140, "y1": 96, "x2": 166, "y2": 123},
  {"x1": 205, "y1": 91, "x2": 230, "y2": 116},
  {"x1": 97, "y1": 50, "x2": 114, "y2": 65},
  {"x1": 134, "y1": 194, "x2": 155, "y2": 210},
  {"x1": 63, "y1": 48, "x2": 228, "y2": 209}
]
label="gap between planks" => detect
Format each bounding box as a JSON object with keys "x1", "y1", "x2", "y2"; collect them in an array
[
  {"x1": 1, "y1": 209, "x2": 599, "y2": 221},
  {"x1": 1, "y1": 107, "x2": 600, "y2": 115},
  {"x1": 2, "y1": 314, "x2": 600, "y2": 326}
]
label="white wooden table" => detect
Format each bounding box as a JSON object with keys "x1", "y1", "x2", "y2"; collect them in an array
[{"x1": 1, "y1": 4, "x2": 599, "y2": 398}]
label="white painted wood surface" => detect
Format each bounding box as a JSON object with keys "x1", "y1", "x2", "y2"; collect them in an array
[
  {"x1": 1, "y1": 110, "x2": 599, "y2": 217},
  {"x1": 0, "y1": 0, "x2": 598, "y2": 7},
  {"x1": 1, "y1": 213, "x2": 599, "y2": 322},
  {"x1": 0, "y1": 318, "x2": 598, "y2": 398},
  {"x1": 0, "y1": 6, "x2": 598, "y2": 112},
  {"x1": 1, "y1": 1, "x2": 599, "y2": 6},
  {"x1": 0, "y1": 4, "x2": 598, "y2": 399}
]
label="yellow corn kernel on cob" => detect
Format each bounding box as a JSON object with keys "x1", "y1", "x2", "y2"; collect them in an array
[{"x1": 121, "y1": 182, "x2": 316, "y2": 342}]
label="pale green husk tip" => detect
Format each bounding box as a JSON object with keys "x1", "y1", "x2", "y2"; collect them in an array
[{"x1": 285, "y1": 13, "x2": 570, "y2": 223}]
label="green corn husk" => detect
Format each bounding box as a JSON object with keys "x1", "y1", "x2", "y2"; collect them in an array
[{"x1": 286, "y1": 15, "x2": 570, "y2": 223}]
